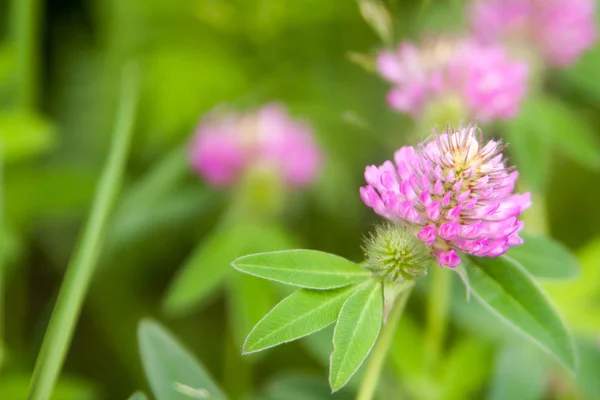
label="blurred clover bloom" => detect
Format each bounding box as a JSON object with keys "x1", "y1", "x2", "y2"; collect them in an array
[
  {"x1": 361, "y1": 125, "x2": 531, "y2": 267},
  {"x1": 189, "y1": 104, "x2": 322, "y2": 188},
  {"x1": 376, "y1": 38, "x2": 529, "y2": 123},
  {"x1": 469, "y1": 0, "x2": 597, "y2": 67}
]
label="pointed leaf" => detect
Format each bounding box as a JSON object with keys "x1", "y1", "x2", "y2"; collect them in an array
[
  {"x1": 329, "y1": 280, "x2": 383, "y2": 392},
  {"x1": 233, "y1": 250, "x2": 370, "y2": 289},
  {"x1": 506, "y1": 233, "x2": 580, "y2": 280},
  {"x1": 463, "y1": 256, "x2": 576, "y2": 371},
  {"x1": 244, "y1": 285, "x2": 360, "y2": 354},
  {"x1": 138, "y1": 319, "x2": 228, "y2": 400}
]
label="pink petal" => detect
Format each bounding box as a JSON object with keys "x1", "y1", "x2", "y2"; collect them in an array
[{"x1": 418, "y1": 225, "x2": 437, "y2": 245}]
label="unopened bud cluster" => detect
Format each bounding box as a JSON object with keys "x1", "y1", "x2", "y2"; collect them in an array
[{"x1": 363, "y1": 223, "x2": 432, "y2": 283}]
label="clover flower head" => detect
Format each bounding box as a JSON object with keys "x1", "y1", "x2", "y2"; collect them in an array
[
  {"x1": 360, "y1": 125, "x2": 531, "y2": 267},
  {"x1": 376, "y1": 37, "x2": 529, "y2": 122},
  {"x1": 470, "y1": 0, "x2": 597, "y2": 67},
  {"x1": 189, "y1": 104, "x2": 322, "y2": 188}
]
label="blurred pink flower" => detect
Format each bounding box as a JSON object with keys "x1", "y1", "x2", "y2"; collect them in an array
[
  {"x1": 361, "y1": 125, "x2": 530, "y2": 268},
  {"x1": 470, "y1": 0, "x2": 597, "y2": 67},
  {"x1": 376, "y1": 38, "x2": 529, "y2": 122},
  {"x1": 189, "y1": 104, "x2": 322, "y2": 188}
]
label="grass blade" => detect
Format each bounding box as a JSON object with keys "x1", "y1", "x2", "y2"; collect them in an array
[{"x1": 27, "y1": 64, "x2": 139, "y2": 400}]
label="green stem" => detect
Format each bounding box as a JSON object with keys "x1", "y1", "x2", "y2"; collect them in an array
[
  {"x1": 357, "y1": 284, "x2": 414, "y2": 400},
  {"x1": 0, "y1": 150, "x2": 4, "y2": 372},
  {"x1": 27, "y1": 64, "x2": 139, "y2": 400},
  {"x1": 13, "y1": 0, "x2": 41, "y2": 110},
  {"x1": 424, "y1": 266, "x2": 451, "y2": 373}
]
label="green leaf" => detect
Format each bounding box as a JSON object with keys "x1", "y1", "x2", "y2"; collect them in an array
[
  {"x1": 232, "y1": 250, "x2": 370, "y2": 289},
  {"x1": 138, "y1": 319, "x2": 228, "y2": 400},
  {"x1": 127, "y1": 392, "x2": 148, "y2": 400},
  {"x1": 463, "y1": 256, "x2": 577, "y2": 371},
  {"x1": 488, "y1": 341, "x2": 547, "y2": 400},
  {"x1": 329, "y1": 280, "x2": 383, "y2": 392},
  {"x1": 163, "y1": 222, "x2": 293, "y2": 316},
  {"x1": 243, "y1": 285, "x2": 360, "y2": 354},
  {"x1": 506, "y1": 233, "x2": 580, "y2": 280},
  {"x1": 0, "y1": 111, "x2": 56, "y2": 163}
]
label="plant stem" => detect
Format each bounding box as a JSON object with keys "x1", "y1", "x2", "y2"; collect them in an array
[
  {"x1": 13, "y1": 0, "x2": 42, "y2": 110},
  {"x1": 0, "y1": 151, "x2": 4, "y2": 372},
  {"x1": 424, "y1": 266, "x2": 451, "y2": 373},
  {"x1": 27, "y1": 64, "x2": 139, "y2": 400},
  {"x1": 357, "y1": 284, "x2": 413, "y2": 400}
]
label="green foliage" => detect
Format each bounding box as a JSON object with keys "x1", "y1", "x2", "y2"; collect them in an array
[
  {"x1": 234, "y1": 250, "x2": 384, "y2": 392},
  {"x1": 138, "y1": 319, "x2": 228, "y2": 400},
  {"x1": 528, "y1": 96, "x2": 600, "y2": 170},
  {"x1": 0, "y1": 111, "x2": 55, "y2": 162},
  {"x1": 27, "y1": 66, "x2": 139, "y2": 400},
  {"x1": 488, "y1": 341, "x2": 547, "y2": 400},
  {"x1": 232, "y1": 250, "x2": 371, "y2": 289},
  {"x1": 439, "y1": 339, "x2": 493, "y2": 400},
  {"x1": 572, "y1": 338, "x2": 600, "y2": 400},
  {"x1": 504, "y1": 108, "x2": 552, "y2": 193},
  {"x1": 0, "y1": 375, "x2": 98, "y2": 400},
  {"x1": 256, "y1": 374, "x2": 354, "y2": 400},
  {"x1": 329, "y1": 280, "x2": 383, "y2": 392},
  {"x1": 164, "y1": 222, "x2": 295, "y2": 315},
  {"x1": 243, "y1": 285, "x2": 359, "y2": 354},
  {"x1": 506, "y1": 232, "x2": 580, "y2": 280},
  {"x1": 463, "y1": 256, "x2": 577, "y2": 372},
  {"x1": 227, "y1": 272, "x2": 277, "y2": 348}
]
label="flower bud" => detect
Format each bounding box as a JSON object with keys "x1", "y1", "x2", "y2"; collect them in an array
[{"x1": 363, "y1": 223, "x2": 433, "y2": 283}]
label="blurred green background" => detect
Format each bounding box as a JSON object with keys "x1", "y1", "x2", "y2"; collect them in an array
[{"x1": 2, "y1": 0, "x2": 600, "y2": 399}]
